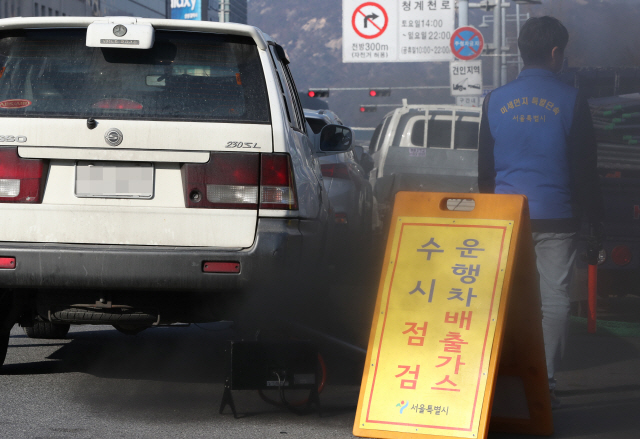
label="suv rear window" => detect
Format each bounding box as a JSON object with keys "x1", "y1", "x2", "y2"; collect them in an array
[{"x1": 0, "y1": 29, "x2": 270, "y2": 123}]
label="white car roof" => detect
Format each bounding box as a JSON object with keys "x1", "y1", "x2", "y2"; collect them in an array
[{"x1": 0, "y1": 16, "x2": 270, "y2": 50}]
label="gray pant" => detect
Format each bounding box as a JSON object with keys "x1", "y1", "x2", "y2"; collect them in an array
[{"x1": 532, "y1": 231, "x2": 578, "y2": 390}]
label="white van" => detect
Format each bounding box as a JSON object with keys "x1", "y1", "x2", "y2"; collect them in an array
[
  {"x1": 0, "y1": 17, "x2": 352, "y2": 363},
  {"x1": 368, "y1": 102, "x2": 481, "y2": 223}
]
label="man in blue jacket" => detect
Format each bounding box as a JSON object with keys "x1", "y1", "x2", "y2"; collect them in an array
[{"x1": 478, "y1": 16, "x2": 604, "y2": 407}]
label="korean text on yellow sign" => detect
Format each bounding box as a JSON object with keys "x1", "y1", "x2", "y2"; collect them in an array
[{"x1": 359, "y1": 217, "x2": 513, "y2": 437}]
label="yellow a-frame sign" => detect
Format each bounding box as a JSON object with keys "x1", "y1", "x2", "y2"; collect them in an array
[{"x1": 354, "y1": 192, "x2": 553, "y2": 439}]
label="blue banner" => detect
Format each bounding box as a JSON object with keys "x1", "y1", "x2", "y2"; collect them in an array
[{"x1": 170, "y1": 0, "x2": 202, "y2": 20}]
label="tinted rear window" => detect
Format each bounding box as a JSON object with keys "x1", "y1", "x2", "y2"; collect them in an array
[
  {"x1": 408, "y1": 119, "x2": 478, "y2": 148},
  {"x1": 428, "y1": 119, "x2": 452, "y2": 148},
  {"x1": 454, "y1": 120, "x2": 479, "y2": 149},
  {"x1": 0, "y1": 29, "x2": 270, "y2": 123},
  {"x1": 410, "y1": 120, "x2": 425, "y2": 146}
]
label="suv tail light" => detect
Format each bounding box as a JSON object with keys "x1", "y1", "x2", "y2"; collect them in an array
[
  {"x1": 183, "y1": 152, "x2": 297, "y2": 211},
  {"x1": 260, "y1": 154, "x2": 297, "y2": 210},
  {"x1": 321, "y1": 163, "x2": 350, "y2": 179},
  {"x1": 183, "y1": 152, "x2": 259, "y2": 209},
  {"x1": 0, "y1": 147, "x2": 48, "y2": 203}
]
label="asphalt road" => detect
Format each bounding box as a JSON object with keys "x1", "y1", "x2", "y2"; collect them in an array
[
  {"x1": 2, "y1": 269, "x2": 640, "y2": 439},
  {"x1": 0, "y1": 322, "x2": 365, "y2": 439},
  {"x1": 3, "y1": 306, "x2": 640, "y2": 439}
]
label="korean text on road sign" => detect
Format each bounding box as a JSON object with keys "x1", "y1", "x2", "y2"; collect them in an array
[
  {"x1": 456, "y1": 96, "x2": 480, "y2": 107},
  {"x1": 450, "y1": 26, "x2": 484, "y2": 61},
  {"x1": 450, "y1": 60, "x2": 483, "y2": 97},
  {"x1": 343, "y1": 0, "x2": 455, "y2": 63}
]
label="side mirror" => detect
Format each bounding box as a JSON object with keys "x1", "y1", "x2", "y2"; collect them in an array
[{"x1": 319, "y1": 124, "x2": 353, "y2": 153}]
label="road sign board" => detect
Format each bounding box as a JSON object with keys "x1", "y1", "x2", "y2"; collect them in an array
[
  {"x1": 353, "y1": 192, "x2": 554, "y2": 439},
  {"x1": 343, "y1": 0, "x2": 455, "y2": 63},
  {"x1": 450, "y1": 26, "x2": 484, "y2": 61},
  {"x1": 456, "y1": 96, "x2": 480, "y2": 107},
  {"x1": 170, "y1": 0, "x2": 203, "y2": 20},
  {"x1": 352, "y1": 2, "x2": 388, "y2": 39},
  {"x1": 450, "y1": 60, "x2": 483, "y2": 96}
]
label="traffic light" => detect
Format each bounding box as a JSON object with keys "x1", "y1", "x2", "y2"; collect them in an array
[
  {"x1": 359, "y1": 105, "x2": 377, "y2": 112},
  {"x1": 308, "y1": 89, "x2": 330, "y2": 98},
  {"x1": 369, "y1": 88, "x2": 391, "y2": 97}
]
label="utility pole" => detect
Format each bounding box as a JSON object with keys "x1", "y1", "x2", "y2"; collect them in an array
[
  {"x1": 516, "y1": 3, "x2": 523, "y2": 73},
  {"x1": 501, "y1": 4, "x2": 507, "y2": 86},
  {"x1": 472, "y1": 1, "x2": 538, "y2": 86},
  {"x1": 459, "y1": 0, "x2": 469, "y2": 26},
  {"x1": 493, "y1": 0, "x2": 502, "y2": 89}
]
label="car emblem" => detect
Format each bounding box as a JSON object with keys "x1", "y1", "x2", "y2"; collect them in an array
[
  {"x1": 104, "y1": 128, "x2": 123, "y2": 146},
  {"x1": 113, "y1": 25, "x2": 127, "y2": 37}
]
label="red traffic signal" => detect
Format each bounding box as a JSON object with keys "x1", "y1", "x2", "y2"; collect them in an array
[
  {"x1": 369, "y1": 89, "x2": 391, "y2": 97},
  {"x1": 308, "y1": 89, "x2": 329, "y2": 98},
  {"x1": 359, "y1": 105, "x2": 377, "y2": 113}
]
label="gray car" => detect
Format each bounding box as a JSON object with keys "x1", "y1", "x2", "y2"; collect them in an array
[
  {"x1": 304, "y1": 109, "x2": 375, "y2": 258},
  {"x1": 368, "y1": 103, "x2": 481, "y2": 226}
]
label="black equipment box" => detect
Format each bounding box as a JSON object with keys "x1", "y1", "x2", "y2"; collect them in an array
[{"x1": 227, "y1": 340, "x2": 318, "y2": 390}]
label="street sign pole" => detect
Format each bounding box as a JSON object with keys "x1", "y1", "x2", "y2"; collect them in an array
[
  {"x1": 493, "y1": 0, "x2": 502, "y2": 88},
  {"x1": 450, "y1": 27, "x2": 484, "y2": 101},
  {"x1": 459, "y1": 0, "x2": 469, "y2": 26}
]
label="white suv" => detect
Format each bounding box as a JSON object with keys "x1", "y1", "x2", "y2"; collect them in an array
[{"x1": 0, "y1": 17, "x2": 352, "y2": 365}]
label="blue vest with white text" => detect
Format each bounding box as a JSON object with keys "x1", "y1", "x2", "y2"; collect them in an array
[{"x1": 487, "y1": 68, "x2": 578, "y2": 220}]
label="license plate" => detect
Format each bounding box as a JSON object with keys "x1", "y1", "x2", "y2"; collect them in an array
[{"x1": 75, "y1": 161, "x2": 154, "y2": 199}]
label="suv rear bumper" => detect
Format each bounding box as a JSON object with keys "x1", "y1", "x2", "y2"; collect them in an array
[{"x1": 0, "y1": 218, "x2": 325, "y2": 292}]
